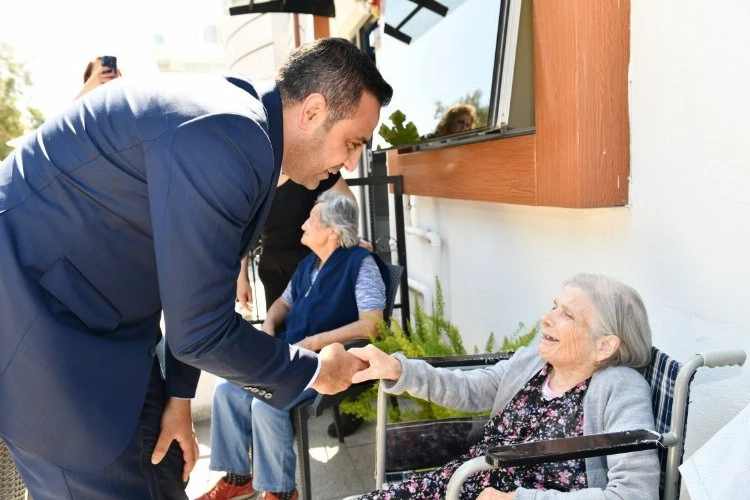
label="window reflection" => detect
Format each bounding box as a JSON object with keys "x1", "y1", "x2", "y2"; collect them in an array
[{"x1": 374, "y1": 0, "x2": 501, "y2": 150}]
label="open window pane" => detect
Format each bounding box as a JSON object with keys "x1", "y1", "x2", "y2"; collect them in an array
[{"x1": 374, "y1": 0, "x2": 532, "y2": 152}]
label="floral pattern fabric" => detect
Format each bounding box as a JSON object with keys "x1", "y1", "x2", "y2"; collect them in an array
[{"x1": 357, "y1": 365, "x2": 589, "y2": 499}]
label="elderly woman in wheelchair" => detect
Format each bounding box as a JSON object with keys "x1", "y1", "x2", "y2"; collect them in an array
[{"x1": 350, "y1": 273, "x2": 660, "y2": 499}]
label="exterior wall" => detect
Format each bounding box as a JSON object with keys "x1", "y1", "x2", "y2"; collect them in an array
[
  {"x1": 219, "y1": 13, "x2": 293, "y2": 80},
  {"x1": 331, "y1": 0, "x2": 370, "y2": 39},
  {"x1": 402, "y1": 1, "x2": 750, "y2": 495}
]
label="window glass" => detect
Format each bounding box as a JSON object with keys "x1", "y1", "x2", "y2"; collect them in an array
[{"x1": 374, "y1": 0, "x2": 502, "y2": 149}]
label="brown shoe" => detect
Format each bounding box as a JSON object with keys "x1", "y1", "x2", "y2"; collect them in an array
[
  {"x1": 195, "y1": 477, "x2": 257, "y2": 500},
  {"x1": 261, "y1": 489, "x2": 298, "y2": 500}
]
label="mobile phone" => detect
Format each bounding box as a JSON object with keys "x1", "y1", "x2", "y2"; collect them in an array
[{"x1": 101, "y1": 55, "x2": 117, "y2": 74}]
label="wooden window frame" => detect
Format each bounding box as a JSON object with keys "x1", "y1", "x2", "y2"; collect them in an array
[{"x1": 386, "y1": 0, "x2": 630, "y2": 208}]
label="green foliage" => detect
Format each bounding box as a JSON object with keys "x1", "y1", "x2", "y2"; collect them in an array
[
  {"x1": 483, "y1": 321, "x2": 541, "y2": 353},
  {"x1": 0, "y1": 43, "x2": 44, "y2": 159},
  {"x1": 340, "y1": 277, "x2": 539, "y2": 423},
  {"x1": 377, "y1": 109, "x2": 420, "y2": 148}
]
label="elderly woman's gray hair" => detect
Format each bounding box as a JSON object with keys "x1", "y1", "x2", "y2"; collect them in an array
[
  {"x1": 317, "y1": 190, "x2": 359, "y2": 248},
  {"x1": 563, "y1": 273, "x2": 652, "y2": 370}
]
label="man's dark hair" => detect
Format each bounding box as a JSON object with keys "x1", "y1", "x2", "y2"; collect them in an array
[{"x1": 276, "y1": 38, "x2": 393, "y2": 128}]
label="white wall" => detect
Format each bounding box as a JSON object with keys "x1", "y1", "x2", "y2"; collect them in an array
[
  {"x1": 220, "y1": 13, "x2": 292, "y2": 80},
  {"x1": 400, "y1": 0, "x2": 750, "y2": 493}
]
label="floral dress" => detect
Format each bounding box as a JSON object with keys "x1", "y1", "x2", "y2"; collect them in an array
[{"x1": 358, "y1": 365, "x2": 590, "y2": 500}]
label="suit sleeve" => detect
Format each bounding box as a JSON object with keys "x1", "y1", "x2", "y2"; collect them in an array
[{"x1": 145, "y1": 113, "x2": 318, "y2": 407}]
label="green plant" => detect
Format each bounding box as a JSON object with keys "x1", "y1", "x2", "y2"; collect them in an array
[
  {"x1": 340, "y1": 278, "x2": 539, "y2": 422},
  {"x1": 377, "y1": 109, "x2": 420, "y2": 148}
]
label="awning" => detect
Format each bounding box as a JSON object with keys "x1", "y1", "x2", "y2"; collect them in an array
[{"x1": 228, "y1": 0, "x2": 335, "y2": 18}]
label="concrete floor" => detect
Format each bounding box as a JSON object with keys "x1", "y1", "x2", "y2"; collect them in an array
[{"x1": 185, "y1": 410, "x2": 378, "y2": 500}]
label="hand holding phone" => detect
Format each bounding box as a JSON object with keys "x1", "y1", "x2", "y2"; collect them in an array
[{"x1": 101, "y1": 55, "x2": 117, "y2": 74}]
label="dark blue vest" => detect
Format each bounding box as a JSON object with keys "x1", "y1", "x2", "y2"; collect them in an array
[{"x1": 281, "y1": 246, "x2": 387, "y2": 345}]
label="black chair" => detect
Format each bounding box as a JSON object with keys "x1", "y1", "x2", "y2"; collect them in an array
[
  {"x1": 443, "y1": 347, "x2": 746, "y2": 500},
  {"x1": 292, "y1": 263, "x2": 404, "y2": 500}
]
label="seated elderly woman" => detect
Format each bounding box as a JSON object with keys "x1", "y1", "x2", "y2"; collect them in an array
[
  {"x1": 349, "y1": 273, "x2": 659, "y2": 500},
  {"x1": 198, "y1": 191, "x2": 389, "y2": 500}
]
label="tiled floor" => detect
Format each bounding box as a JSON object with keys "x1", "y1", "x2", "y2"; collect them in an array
[{"x1": 185, "y1": 410, "x2": 378, "y2": 500}]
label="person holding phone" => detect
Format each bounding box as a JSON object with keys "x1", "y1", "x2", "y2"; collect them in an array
[{"x1": 75, "y1": 55, "x2": 121, "y2": 99}]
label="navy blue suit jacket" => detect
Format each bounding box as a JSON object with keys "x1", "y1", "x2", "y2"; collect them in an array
[{"x1": 0, "y1": 74, "x2": 318, "y2": 473}]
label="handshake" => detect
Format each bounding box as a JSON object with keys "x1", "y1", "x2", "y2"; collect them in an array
[{"x1": 310, "y1": 343, "x2": 403, "y2": 395}]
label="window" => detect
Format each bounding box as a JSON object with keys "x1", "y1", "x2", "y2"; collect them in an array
[{"x1": 373, "y1": 0, "x2": 533, "y2": 151}]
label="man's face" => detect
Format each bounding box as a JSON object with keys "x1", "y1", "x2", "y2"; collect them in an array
[{"x1": 285, "y1": 91, "x2": 381, "y2": 189}]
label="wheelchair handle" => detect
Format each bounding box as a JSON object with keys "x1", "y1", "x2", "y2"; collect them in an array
[{"x1": 698, "y1": 349, "x2": 746, "y2": 368}]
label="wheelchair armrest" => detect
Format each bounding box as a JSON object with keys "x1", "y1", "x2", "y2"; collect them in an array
[
  {"x1": 419, "y1": 352, "x2": 514, "y2": 368},
  {"x1": 485, "y1": 429, "x2": 663, "y2": 467},
  {"x1": 445, "y1": 430, "x2": 662, "y2": 500}
]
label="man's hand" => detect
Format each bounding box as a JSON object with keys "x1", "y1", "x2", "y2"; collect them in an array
[
  {"x1": 310, "y1": 343, "x2": 368, "y2": 394},
  {"x1": 151, "y1": 398, "x2": 199, "y2": 482}
]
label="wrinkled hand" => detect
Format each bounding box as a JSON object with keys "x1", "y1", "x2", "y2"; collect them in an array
[
  {"x1": 151, "y1": 398, "x2": 199, "y2": 482},
  {"x1": 477, "y1": 488, "x2": 515, "y2": 499},
  {"x1": 311, "y1": 343, "x2": 368, "y2": 394},
  {"x1": 349, "y1": 344, "x2": 402, "y2": 383}
]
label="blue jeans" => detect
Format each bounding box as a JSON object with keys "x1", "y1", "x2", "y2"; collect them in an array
[{"x1": 209, "y1": 378, "x2": 314, "y2": 492}]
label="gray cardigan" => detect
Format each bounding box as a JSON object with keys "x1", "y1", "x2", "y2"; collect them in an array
[{"x1": 382, "y1": 343, "x2": 660, "y2": 499}]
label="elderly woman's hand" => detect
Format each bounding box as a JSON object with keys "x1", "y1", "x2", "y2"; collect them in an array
[
  {"x1": 349, "y1": 344, "x2": 402, "y2": 383},
  {"x1": 477, "y1": 487, "x2": 515, "y2": 499}
]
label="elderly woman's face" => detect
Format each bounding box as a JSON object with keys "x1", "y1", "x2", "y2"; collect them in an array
[
  {"x1": 538, "y1": 286, "x2": 602, "y2": 371},
  {"x1": 301, "y1": 203, "x2": 336, "y2": 249}
]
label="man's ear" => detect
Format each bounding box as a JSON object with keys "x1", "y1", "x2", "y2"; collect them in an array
[
  {"x1": 296, "y1": 93, "x2": 328, "y2": 131},
  {"x1": 597, "y1": 335, "x2": 621, "y2": 363}
]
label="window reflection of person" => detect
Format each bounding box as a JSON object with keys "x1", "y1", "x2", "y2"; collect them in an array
[{"x1": 435, "y1": 103, "x2": 476, "y2": 137}]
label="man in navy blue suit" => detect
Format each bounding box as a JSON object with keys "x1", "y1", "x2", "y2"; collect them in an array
[{"x1": 0, "y1": 38, "x2": 392, "y2": 498}]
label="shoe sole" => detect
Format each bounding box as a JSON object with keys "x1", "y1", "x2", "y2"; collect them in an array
[{"x1": 230, "y1": 492, "x2": 259, "y2": 500}]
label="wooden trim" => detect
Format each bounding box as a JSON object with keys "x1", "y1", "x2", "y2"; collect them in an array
[
  {"x1": 313, "y1": 16, "x2": 330, "y2": 39},
  {"x1": 386, "y1": 0, "x2": 630, "y2": 208},
  {"x1": 387, "y1": 135, "x2": 537, "y2": 205},
  {"x1": 293, "y1": 14, "x2": 301, "y2": 47},
  {"x1": 534, "y1": 0, "x2": 630, "y2": 207}
]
